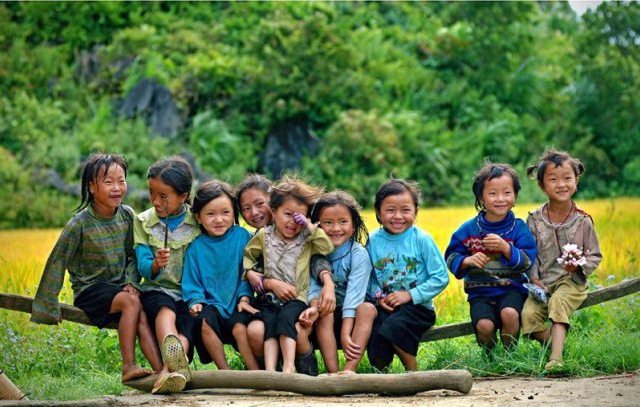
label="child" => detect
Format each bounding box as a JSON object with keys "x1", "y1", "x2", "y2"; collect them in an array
[
  {"x1": 243, "y1": 176, "x2": 334, "y2": 374},
  {"x1": 134, "y1": 156, "x2": 200, "y2": 393},
  {"x1": 522, "y1": 149, "x2": 602, "y2": 370},
  {"x1": 31, "y1": 153, "x2": 163, "y2": 383},
  {"x1": 182, "y1": 180, "x2": 259, "y2": 370},
  {"x1": 237, "y1": 174, "x2": 273, "y2": 231},
  {"x1": 366, "y1": 179, "x2": 449, "y2": 371},
  {"x1": 445, "y1": 163, "x2": 537, "y2": 352},
  {"x1": 308, "y1": 191, "x2": 377, "y2": 374}
]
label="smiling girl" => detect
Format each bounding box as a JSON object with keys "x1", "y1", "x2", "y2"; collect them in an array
[
  {"x1": 31, "y1": 153, "x2": 162, "y2": 383},
  {"x1": 134, "y1": 156, "x2": 200, "y2": 393},
  {"x1": 445, "y1": 163, "x2": 537, "y2": 352}
]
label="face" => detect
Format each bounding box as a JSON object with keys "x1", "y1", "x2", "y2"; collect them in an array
[
  {"x1": 319, "y1": 204, "x2": 355, "y2": 247},
  {"x1": 90, "y1": 164, "x2": 127, "y2": 217},
  {"x1": 240, "y1": 188, "x2": 272, "y2": 229},
  {"x1": 148, "y1": 177, "x2": 188, "y2": 217},
  {"x1": 481, "y1": 174, "x2": 516, "y2": 222},
  {"x1": 196, "y1": 195, "x2": 235, "y2": 237},
  {"x1": 378, "y1": 190, "x2": 416, "y2": 235},
  {"x1": 271, "y1": 198, "x2": 308, "y2": 241},
  {"x1": 541, "y1": 161, "x2": 578, "y2": 204}
]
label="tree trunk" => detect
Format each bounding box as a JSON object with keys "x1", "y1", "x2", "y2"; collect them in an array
[{"x1": 124, "y1": 369, "x2": 473, "y2": 396}]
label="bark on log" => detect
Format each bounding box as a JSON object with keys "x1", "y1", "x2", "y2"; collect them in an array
[
  {"x1": 124, "y1": 369, "x2": 473, "y2": 395},
  {"x1": 1, "y1": 277, "x2": 639, "y2": 343}
]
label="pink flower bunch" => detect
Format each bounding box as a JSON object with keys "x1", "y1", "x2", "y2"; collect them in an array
[{"x1": 557, "y1": 243, "x2": 587, "y2": 268}]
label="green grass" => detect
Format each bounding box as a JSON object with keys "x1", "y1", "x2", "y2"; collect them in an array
[{"x1": 2, "y1": 294, "x2": 638, "y2": 400}]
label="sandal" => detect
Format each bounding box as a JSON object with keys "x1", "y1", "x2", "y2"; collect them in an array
[
  {"x1": 544, "y1": 359, "x2": 565, "y2": 371},
  {"x1": 161, "y1": 333, "x2": 192, "y2": 382},
  {"x1": 151, "y1": 372, "x2": 186, "y2": 394}
]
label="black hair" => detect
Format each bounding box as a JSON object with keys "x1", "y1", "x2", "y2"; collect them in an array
[
  {"x1": 310, "y1": 190, "x2": 369, "y2": 244},
  {"x1": 373, "y1": 178, "x2": 420, "y2": 224},
  {"x1": 269, "y1": 175, "x2": 324, "y2": 217},
  {"x1": 147, "y1": 156, "x2": 194, "y2": 201},
  {"x1": 76, "y1": 153, "x2": 127, "y2": 213},
  {"x1": 472, "y1": 163, "x2": 521, "y2": 212},
  {"x1": 526, "y1": 149, "x2": 585, "y2": 186},
  {"x1": 192, "y1": 180, "x2": 239, "y2": 230},
  {"x1": 236, "y1": 174, "x2": 272, "y2": 203}
]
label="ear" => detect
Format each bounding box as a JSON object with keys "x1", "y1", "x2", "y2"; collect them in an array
[
  {"x1": 179, "y1": 192, "x2": 189, "y2": 204},
  {"x1": 89, "y1": 181, "x2": 96, "y2": 194}
]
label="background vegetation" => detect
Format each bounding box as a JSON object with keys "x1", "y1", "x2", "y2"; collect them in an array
[
  {"x1": 1, "y1": 2, "x2": 639, "y2": 229},
  {"x1": 1, "y1": 200, "x2": 639, "y2": 400}
]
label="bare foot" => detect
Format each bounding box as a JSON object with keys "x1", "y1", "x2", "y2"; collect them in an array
[
  {"x1": 121, "y1": 364, "x2": 153, "y2": 382},
  {"x1": 337, "y1": 369, "x2": 357, "y2": 375}
]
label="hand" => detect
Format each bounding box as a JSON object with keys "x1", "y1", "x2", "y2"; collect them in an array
[
  {"x1": 383, "y1": 291, "x2": 412, "y2": 310},
  {"x1": 341, "y1": 334, "x2": 363, "y2": 361},
  {"x1": 268, "y1": 279, "x2": 297, "y2": 301},
  {"x1": 122, "y1": 284, "x2": 139, "y2": 296},
  {"x1": 293, "y1": 212, "x2": 308, "y2": 226},
  {"x1": 238, "y1": 301, "x2": 259, "y2": 314},
  {"x1": 189, "y1": 303, "x2": 203, "y2": 317},
  {"x1": 154, "y1": 248, "x2": 170, "y2": 269},
  {"x1": 298, "y1": 306, "x2": 319, "y2": 328},
  {"x1": 461, "y1": 252, "x2": 490, "y2": 269},
  {"x1": 532, "y1": 278, "x2": 547, "y2": 291},
  {"x1": 318, "y1": 281, "x2": 336, "y2": 317},
  {"x1": 482, "y1": 234, "x2": 510, "y2": 256},
  {"x1": 246, "y1": 270, "x2": 265, "y2": 294}
]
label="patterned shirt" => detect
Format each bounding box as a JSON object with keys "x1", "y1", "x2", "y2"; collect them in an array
[
  {"x1": 31, "y1": 205, "x2": 137, "y2": 325},
  {"x1": 243, "y1": 225, "x2": 333, "y2": 304}
]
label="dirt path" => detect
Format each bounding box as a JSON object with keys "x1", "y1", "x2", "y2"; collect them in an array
[{"x1": 2, "y1": 373, "x2": 638, "y2": 406}]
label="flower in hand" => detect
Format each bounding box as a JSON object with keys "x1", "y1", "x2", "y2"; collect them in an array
[{"x1": 556, "y1": 243, "x2": 587, "y2": 272}]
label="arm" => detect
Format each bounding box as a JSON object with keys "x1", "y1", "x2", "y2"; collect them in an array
[
  {"x1": 498, "y1": 220, "x2": 537, "y2": 272},
  {"x1": 310, "y1": 254, "x2": 332, "y2": 282},
  {"x1": 577, "y1": 217, "x2": 603, "y2": 279},
  {"x1": 408, "y1": 235, "x2": 450, "y2": 306},
  {"x1": 526, "y1": 215, "x2": 542, "y2": 284},
  {"x1": 31, "y1": 222, "x2": 80, "y2": 324},
  {"x1": 341, "y1": 245, "x2": 372, "y2": 319},
  {"x1": 181, "y1": 245, "x2": 206, "y2": 309},
  {"x1": 444, "y1": 228, "x2": 471, "y2": 279}
]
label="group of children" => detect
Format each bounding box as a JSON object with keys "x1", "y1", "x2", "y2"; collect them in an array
[{"x1": 31, "y1": 148, "x2": 601, "y2": 393}]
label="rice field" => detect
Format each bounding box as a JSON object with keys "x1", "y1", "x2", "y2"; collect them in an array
[{"x1": 1, "y1": 198, "x2": 638, "y2": 326}]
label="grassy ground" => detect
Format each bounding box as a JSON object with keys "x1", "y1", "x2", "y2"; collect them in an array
[{"x1": 1, "y1": 198, "x2": 639, "y2": 400}]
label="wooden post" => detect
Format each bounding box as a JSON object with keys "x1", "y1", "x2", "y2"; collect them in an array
[
  {"x1": 0, "y1": 277, "x2": 639, "y2": 342},
  {"x1": 0, "y1": 370, "x2": 28, "y2": 401}
]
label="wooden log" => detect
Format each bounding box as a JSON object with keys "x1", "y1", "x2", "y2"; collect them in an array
[
  {"x1": 1, "y1": 277, "x2": 639, "y2": 343},
  {"x1": 124, "y1": 369, "x2": 473, "y2": 395},
  {"x1": 421, "y1": 277, "x2": 640, "y2": 342}
]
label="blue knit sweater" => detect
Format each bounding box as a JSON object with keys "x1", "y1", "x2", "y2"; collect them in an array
[{"x1": 445, "y1": 211, "x2": 537, "y2": 300}]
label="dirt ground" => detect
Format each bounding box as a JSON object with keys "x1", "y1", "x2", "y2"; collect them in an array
[{"x1": 2, "y1": 373, "x2": 638, "y2": 406}]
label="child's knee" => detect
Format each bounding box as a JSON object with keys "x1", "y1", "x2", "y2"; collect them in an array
[
  {"x1": 232, "y1": 323, "x2": 247, "y2": 338},
  {"x1": 475, "y1": 319, "x2": 496, "y2": 336},
  {"x1": 500, "y1": 307, "x2": 520, "y2": 324},
  {"x1": 356, "y1": 302, "x2": 377, "y2": 320}
]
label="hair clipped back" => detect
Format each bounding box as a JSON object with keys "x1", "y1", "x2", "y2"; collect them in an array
[
  {"x1": 269, "y1": 175, "x2": 324, "y2": 215},
  {"x1": 310, "y1": 190, "x2": 369, "y2": 244},
  {"x1": 77, "y1": 153, "x2": 128, "y2": 213},
  {"x1": 472, "y1": 163, "x2": 521, "y2": 212},
  {"x1": 526, "y1": 149, "x2": 585, "y2": 186}
]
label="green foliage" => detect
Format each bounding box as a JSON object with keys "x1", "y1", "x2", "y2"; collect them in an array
[{"x1": 0, "y1": 1, "x2": 639, "y2": 227}]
